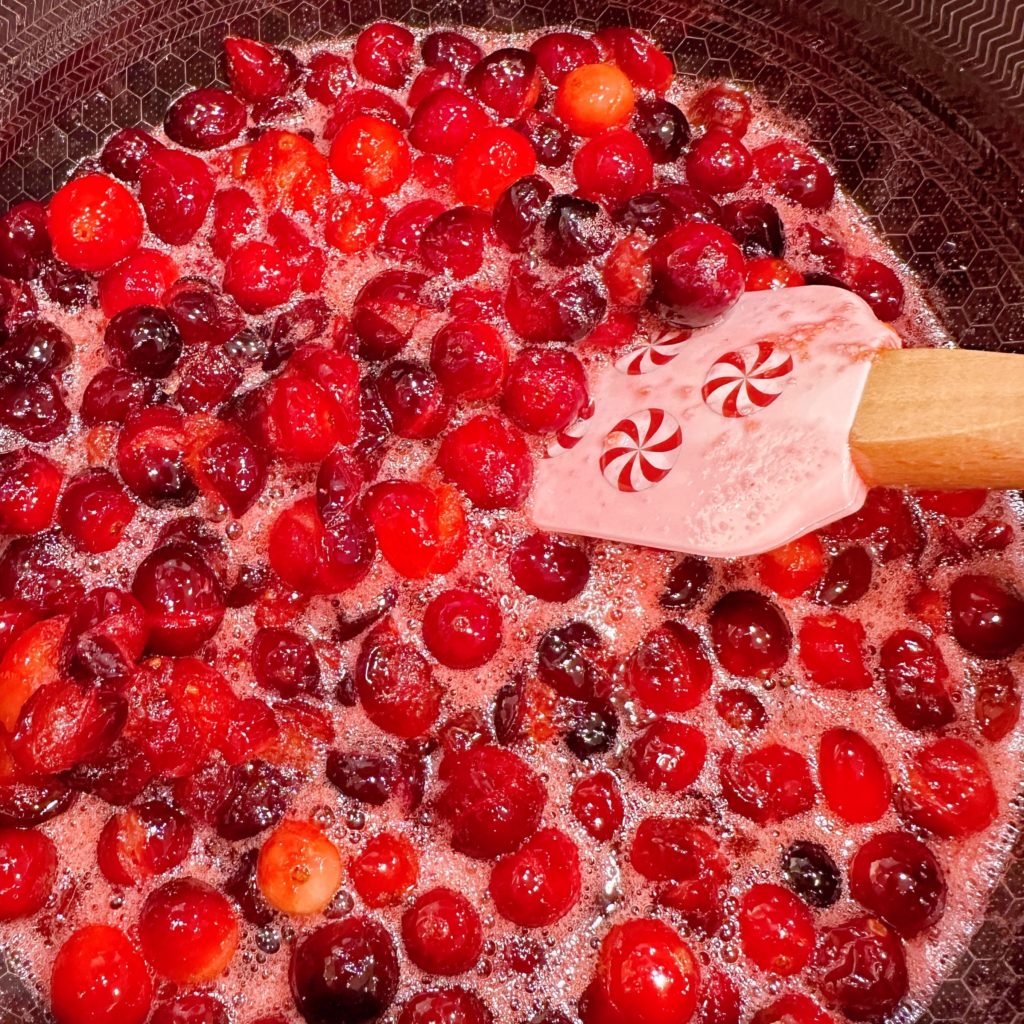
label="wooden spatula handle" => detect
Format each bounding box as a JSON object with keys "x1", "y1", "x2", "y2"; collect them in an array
[{"x1": 851, "y1": 348, "x2": 1024, "y2": 488}]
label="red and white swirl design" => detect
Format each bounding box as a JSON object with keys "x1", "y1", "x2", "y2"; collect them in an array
[
  {"x1": 544, "y1": 400, "x2": 595, "y2": 459},
  {"x1": 599, "y1": 408, "x2": 682, "y2": 492},
  {"x1": 701, "y1": 342, "x2": 794, "y2": 418},
  {"x1": 615, "y1": 327, "x2": 690, "y2": 375}
]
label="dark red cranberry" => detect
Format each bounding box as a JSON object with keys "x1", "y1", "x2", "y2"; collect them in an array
[
  {"x1": 353, "y1": 270, "x2": 435, "y2": 360},
  {"x1": 595, "y1": 27, "x2": 674, "y2": 92},
  {"x1": 755, "y1": 141, "x2": 835, "y2": 209},
  {"x1": 117, "y1": 407, "x2": 196, "y2": 508},
  {"x1": 690, "y1": 83, "x2": 752, "y2": 135},
  {"x1": 214, "y1": 759, "x2": 289, "y2": 840},
  {"x1": 376, "y1": 360, "x2": 450, "y2": 439},
  {"x1": 165, "y1": 88, "x2": 245, "y2": 150},
  {"x1": 782, "y1": 840, "x2": 841, "y2": 908},
  {"x1": 422, "y1": 589, "x2": 503, "y2": 669},
  {"x1": 140, "y1": 149, "x2": 215, "y2": 246},
  {"x1": 420, "y1": 206, "x2": 489, "y2": 278},
  {"x1": 402, "y1": 886, "x2": 482, "y2": 975},
  {"x1": 165, "y1": 278, "x2": 243, "y2": 346},
  {"x1": 633, "y1": 97, "x2": 690, "y2": 162},
  {"x1": 566, "y1": 702, "x2": 618, "y2": 760},
  {"x1": 504, "y1": 262, "x2": 606, "y2": 343},
  {"x1": 502, "y1": 347, "x2": 587, "y2": 434},
  {"x1": 510, "y1": 533, "x2": 590, "y2": 602},
  {"x1": 530, "y1": 31, "x2": 600, "y2": 83},
  {"x1": 0, "y1": 776, "x2": 75, "y2": 827},
  {"x1": 57, "y1": 469, "x2": 136, "y2": 554},
  {"x1": 719, "y1": 744, "x2": 816, "y2": 823},
  {"x1": 0, "y1": 375, "x2": 69, "y2": 441},
  {"x1": 536, "y1": 621, "x2": 603, "y2": 701},
  {"x1": 659, "y1": 181, "x2": 725, "y2": 224},
  {"x1": 543, "y1": 195, "x2": 612, "y2": 267},
  {"x1": 326, "y1": 750, "x2": 398, "y2": 806},
  {"x1": 150, "y1": 993, "x2": 228, "y2": 1024},
  {"x1": 174, "y1": 346, "x2": 241, "y2": 412},
  {"x1": 715, "y1": 688, "x2": 767, "y2": 732},
  {"x1": 316, "y1": 449, "x2": 364, "y2": 520},
  {"x1": 421, "y1": 30, "x2": 483, "y2": 73},
  {"x1": 354, "y1": 22, "x2": 415, "y2": 88},
  {"x1": 438, "y1": 413, "x2": 533, "y2": 510},
  {"x1": 515, "y1": 110, "x2": 573, "y2": 167},
  {"x1": 430, "y1": 319, "x2": 508, "y2": 400},
  {"x1": 397, "y1": 988, "x2": 492, "y2": 1024},
  {"x1": 493, "y1": 175, "x2": 553, "y2": 251},
  {"x1": 379, "y1": 199, "x2": 444, "y2": 259},
  {"x1": 40, "y1": 261, "x2": 92, "y2": 309},
  {"x1": 0, "y1": 202, "x2": 51, "y2": 280},
  {"x1": 409, "y1": 88, "x2": 490, "y2": 157},
  {"x1": 0, "y1": 277, "x2": 37, "y2": 333},
  {"x1": 104, "y1": 305, "x2": 182, "y2": 379},
  {"x1": 251, "y1": 628, "x2": 321, "y2": 697},
  {"x1": 849, "y1": 832, "x2": 946, "y2": 937},
  {"x1": 660, "y1": 556, "x2": 711, "y2": 609},
  {"x1": 290, "y1": 917, "x2": 399, "y2": 1024},
  {"x1": 304, "y1": 51, "x2": 354, "y2": 105},
  {"x1": 225, "y1": 37, "x2": 297, "y2": 101},
  {"x1": 264, "y1": 297, "x2": 331, "y2": 371},
  {"x1": 720, "y1": 199, "x2": 785, "y2": 258},
  {"x1": 466, "y1": 48, "x2": 540, "y2": 119},
  {"x1": 613, "y1": 191, "x2": 680, "y2": 237},
  {"x1": 816, "y1": 546, "x2": 872, "y2": 606},
  {"x1": 709, "y1": 590, "x2": 791, "y2": 677},
  {"x1": 879, "y1": 629, "x2": 954, "y2": 731},
  {"x1": 100, "y1": 128, "x2": 165, "y2": 183},
  {"x1": 324, "y1": 88, "x2": 411, "y2": 136},
  {"x1": 812, "y1": 916, "x2": 908, "y2": 1020},
  {"x1": 949, "y1": 573, "x2": 1024, "y2": 658},
  {"x1": 0, "y1": 533, "x2": 84, "y2": 612},
  {"x1": 845, "y1": 256, "x2": 905, "y2": 321}
]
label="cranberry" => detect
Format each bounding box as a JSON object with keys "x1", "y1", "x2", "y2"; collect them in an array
[
  {"x1": 353, "y1": 22, "x2": 414, "y2": 87},
  {"x1": 631, "y1": 97, "x2": 690, "y2": 162},
  {"x1": 40, "y1": 261, "x2": 92, "y2": 309},
  {"x1": 326, "y1": 750, "x2": 400, "y2": 806},
  {"x1": 899, "y1": 737, "x2": 996, "y2": 837},
  {"x1": 0, "y1": 598, "x2": 36, "y2": 660},
  {"x1": 438, "y1": 413, "x2": 533, "y2": 510},
  {"x1": 402, "y1": 886, "x2": 482, "y2": 976},
  {"x1": 379, "y1": 199, "x2": 444, "y2": 259},
  {"x1": 56, "y1": 469, "x2": 135, "y2": 553},
  {"x1": 648, "y1": 221, "x2": 744, "y2": 327},
  {"x1": 350, "y1": 831, "x2": 419, "y2": 908},
  {"x1": 720, "y1": 199, "x2": 786, "y2": 259},
  {"x1": 420, "y1": 206, "x2": 489, "y2": 278},
  {"x1": 214, "y1": 759, "x2": 289, "y2": 839},
  {"x1": 686, "y1": 129, "x2": 752, "y2": 195},
  {"x1": 824, "y1": 488, "x2": 921, "y2": 562},
  {"x1": 46, "y1": 174, "x2": 143, "y2": 272},
  {"x1": 249, "y1": 627, "x2": 320, "y2": 696},
  {"x1": 50, "y1": 926, "x2": 152, "y2": 1024},
  {"x1": 566, "y1": 701, "x2": 618, "y2": 759},
  {"x1": 816, "y1": 546, "x2": 873, "y2": 606},
  {"x1": 225, "y1": 36, "x2": 296, "y2": 100},
  {"x1": 596, "y1": 918, "x2": 699, "y2": 1024},
  {"x1": 102, "y1": 304, "x2": 181, "y2": 379},
  {"x1": 756, "y1": 535, "x2": 824, "y2": 599},
  {"x1": 0, "y1": 201, "x2": 50, "y2": 280},
  {"x1": 502, "y1": 347, "x2": 588, "y2": 435},
  {"x1": 658, "y1": 556, "x2": 710, "y2": 610},
  {"x1": 740, "y1": 883, "x2": 816, "y2": 976},
  {"x1": 330, "y1": 114, "x2": 411, "y2": 199},
  {"x1": 422, "y1": 588, "x2": 503, "y2": 669},
  {"x1": 422, "y1": 30, "x2": 483, "y2": 73},
  {"x1": 510, "y1": 533, "x2": 590, "y2": 602},
  {"x1": 221, "y1": 239, "x2": 296, "y2": 313},
  {"x1": 353, "y1": 269, "x2": 435, "y2": 360},
  {"x1": 0, "y1": 534, "x2": 82, "y2": 613},
  {"x1": 690, "y1": 83, "x2": 752, "y2": 135},
  {"x1": 878, "y1": 629, "x2": 954, "y2": 730},
  {"x1": 745, "y1": 257, "x2": 804, "y2": 291},
  {"x1": 96, "y1": 799, "x2": 192, "y2": 886},
  {"x1": 950, "y1": 573, "x2": 1024, "y2": 658},
  {"x1": 597, "y1": 28, "x2": 674, "y2": 92},
  {"x1": 798, "y1": 613, "x2": 870, "y2": 690},
  {"x1": 0, "y1": 825, "x2": 56, "y2": 918},
  {"x1": 515, "y1": 110, "x2": 573, "y2": 166},
  {"x1": 98, "y1": 249, "x2": 177, "y2": 319},
  {"x1": 626, "y1": 622, "x2": 711, "y2": 714},
  {"x1": 257, "y1": 819, "x2": 343, "y2": 915},
  {"x1": 571, "y1": 770, "x2": 623, "y2": 842},
  {"x1": 290, "y1": 917, "x2": 399, "y2": 1024},
  {"x1": 0, "y1": 777, "x2": 75, "y2": 828},
  {"x1": 454, "y1": 126, "x2": 537, "y2": 209},
  {"x1": 630, "y1": 815, "x2": 729, "y2": 929},
  {"x1": 100, "y1": 128, "x2": 165, "y2": 183},
  {"x1": 305, "y1": 51, "x2": 354, "y2": 104},
  {"x1": 818, "y1": 727, "x2": 891, "y2": 824},
  {"x1": 975, "y1": 663, "x2": 1021, "y2": 740},
  {"x1": 430, "y1": 319, "x2": 508, "y2": 400},
  {"x1": 713, "y1": 689, "x2": 765, "y2": 734},
  {"x1": 782, "y1": 840, "x2": 841, "y2": 908},
  {"x1": 720, "y1": 744, "x2": 816, "y2": 823},
  {"x1": 812, "y1": 916, "x2": 908, "y2": 1020},
  {"x1": 530, "y1": 624, "x2": 599, "y2": 704},
  {"x1": 164, "y1": 88, "x2": 245, "y2": 150},
  {"x1": 465, "y1": 47, "x2": 540, "y2": 119},
  {"x1": 0, "y1": 276, "x2": 38, "y2": 334},
  {"x1": 410, "y1": 88, "x2": 490, "y2": 156},
  {"x1": 504, "y1": 260, "x2": 606, "y2": 343},
  {"x1": 751, "y1": 996, "x2": 830, "y2": 1024},
  {"x1": 0, "y1": 448, "x2": 61, "y2": 536},
  {"x1": 573, "y1": 129, "x2": 654, "y2": 206},
  {"x1": 164, "y1": 278, "x2": 243, "y2": 346},
  {"x1": 629, "y1": 718, "x2": 706, "y2": 793},
  {"x1": 845, "y1": 256, "x2": 905, "y2": 321},
  {"x1": 375, "y1": 359, "x2": 448, "y2": 439},
  {"x1": 755, "y1": 141, "x2": 835, "y2": 208},
  {"x1": 488, "y1": 827, "x2": 580, "y2": 928},
  {"x1": 493, "y1": 174, "x2": 553, "y2": 251},
  {"x1": 709, "y1": 590, "x2": 791, "y2": 677},
  {"x1": 544, "y1": 195, "x2": 613, "y2": 267},
  {"x1": 150, "y1": 994, "x2": 228, "y2": 1024},
  {"x1": 529, "y1": 32, "x2": 599, "y2": 84},
  {"x1": 139, "y1": 149, "x2": 214, "y2": 246}
]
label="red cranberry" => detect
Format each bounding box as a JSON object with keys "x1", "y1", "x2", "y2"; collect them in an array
[
  {"x1": 380, "y1": 199, "x2": 445, "y2": 258},
  {"x1": 139, "y1": 877, "x2": 238, "y2": 983},
  {"x1": 466, "y1": 48, "x2": 540, "y2": 119},
  {"x1": 818, "y1": 728, "x2": 891, "y2": 824},
  {"x1": 290, "y1": 917, "x2": 399, "y2": 1024},
  {"x1": 490, "y1": 827, "x2": 580, "y2": 928},
  {"x1": 354, "y1": 22, "x2": 414, "y2": 88},
  {"x1": 571, "y1": 770, "x2": 623, "y2": 842},
  {"x1": 101, "y1": 127, "x2": 165, "y2": 183},
  {"x1": 750, "y1": 996, "x2": 830, "y2": 1024},
  {"x1": 529, "y1": 32, "x2": 600, "y2": 83},
  {"x1": 353, "y1": 269, "x2": 436, "y2": 360},
  {"x1": 0, "y1": 776, "x2": 75, "y2": 828},
  {"x1": 659, "y1": 556, "x2": 711, "y2": 610},
  {"x1": 596, "y1": 918, "x2": 699, "y2": 1024},
  {"x1": 0, "y1": 533, "x2": 83, "y2": 613},
  {"x1": 211, "y1": 187, "x2": 257, "y2": 258},
  {"x1": 648, "y1": 221, "x2": 744, "y2": 327},
  {"x1": 165, "y1": 88, "x2": 245, "y2": 150},
  {"x1": 709, "y1": 590, "x2": 791, "y2": 677},
  {"x1": 626, "y1": 622, "x2": 711, "y2": 714},
  {"x1": 632, "y1": 96, "x2": 690, "y2": 162},
  {"x1": 350, "y1": 831, "x2": 418, "y2": 908},
  {"x1": 720, "y1": 199, "x2": 786, "y2": 258},
  {"x1": 423, "y1": 589, "x2": 503, "y2": 669},
  {"x1": 720, "y1": 744, "x2": 816, "y2": 823},
  {"x1": 96, "y1": 799, "x2": 193, "y2": 886},
  {"x1": 104, "y1": 305, "x2": 182, "y2": 379},
  {"x1": 57, "y1": 469, "x2": 135, "y2": 553},
  {"x1": 798, "y1": 613, "x2": 870, "y2": 690},
  {"x1": 597, "y1": 28, "x2": 674, "y2": 92},
  {"x1": 398, "y1": 988, "x2": 492, "y2": 1024},
  {"x1": 823, "y1": 488, "x2": 921, "y2": 562},
  {"x1": 715, "y1": 687, "x2": 767, "y2": 733},
  {"x1": 879, "y1": 629, "x2": 954, "y2": 730},
  {"x1": 630, "y1": 815, "x2": 729, "y2": 929},
  {"x1": 251, "y1": 627, "x2": 321, "y2": 697},
  {"x1": 98, "y1": 249, "x2": 178, "y2": 318},
  {"x1": 421, "y1": 206, "x2": 489, "y2": 278},
  {"x1": 629, "y1": 718, "x2": 706, "y2": 793},
  {"x1": 740, "y1": 883, "x2": 816, "y2": 975},
  {"x1": 690, "y1": 83, "x2": 752, "y2": 135},
  {"x1": 516, "y1": 110, "x2": 573, "y2": 167},
  {"x1": 40, "y1": 261, "x2": 92, "y2": 309},
  {"x1": 510, "y1": 533, "x2": 590, "y2": 602},
  {"x1": 422, "y1": 30, "x2": 483, "y2": 73},
  {"x1": 375, "y1": 359, "x2": 449, "y2": 439},
  {"x1": 139, "y1": 149, "x2": 215, "y2": 246},
  {"x1": 61, "y1": 585, "x2": 148, "y2": 684},
  {"x1": 573, "y1": 129, "x2": 654, "y2": 206},
  {"x1": 686, "y1": 129, "x2": 752, "y2": 194},
  {"x1": 536, "y1": 621, "x2": 604, "y2": 700},
  {"x1": 0, "y1": 598, "x2": 36, "y2": 660},
  {"x1": 225, "y1": 36, "x2": 296, "y2": 101},
  {"x1": 305, "y1": 51, "x2": 354, "y2": 104},
  {"x1": 754, "y1": 141, "x2": 835, "y2": 208},
  {"x1": 438, "y1": 413, "x2": 533, "y2": 510},
  {"x1": 223, "y1": 240, "x2": 298, "y2": 313},
  {"x1": 47, "y1": 174, "x2": 143, "y2": 272},
  {"x1": 949, "y1": 572, "x2": 1024, "y2": 658},
  {"x1": 409, "y1": 88, "x2": 490, "y2": 156},
  {"x1": 0, "y1": 825, "x2": 56, "y2": 918},
  {"x1": 502, "y1": 347, "x2": 588, "y2": 435},
  {"x1": 430, "y1": 319, "x2": 508, "y2": 400},
  {"x1": 51, "y1": 925, "x2": 152, "y2": 1024},
  {"x1": 493, "y1": 174, "x2": 553, "y2": 251},
  {"x1": 899, "y1": 738, "x2": 996, "y2": 837},
  {"x1": 504, "y1": 261, "x2": 606, "y2": 343},
  {"x1": 150, "y1": 994, "x2": 227, "y2": 1024},
  {"x1": 0, "y1": 201, "x2": 50, "y2": 280},
  {"x1": 0, "y1": 375, "x2": 69, "y2": 441},
  {"x1": 165, "y1": 278, "x2": 243, "y2": 346},
  {"x1": 815, "y1": 546, "x2": 872, "y2": 606},
  {"x1": 0, "y1": 448, "x2": 62, "y2": 536},
  {"x1": 845, "y1": 256, "x2": 905, "y2": 321},
  {"x1": 975, "y1": 664, "x2": 1021, "y2": 740},
  {"x1": 401, "y1": 885, "x2": 482, "y2": 976},
  {"x1": 757, "y1": 535, "x2": 824, "y2": 599},
  {"x1": 316, "y1": 449, "x2": 364, "y2": 520},
  {"x1": 214, "y1": 759, "x2": 289, "y2": 839},
  {"x1": 812, "y1": 916, "x2": 908, "y2": 1020},
  {"x1": 782, "y1": 841, "x2": 841, "y2": 909}
]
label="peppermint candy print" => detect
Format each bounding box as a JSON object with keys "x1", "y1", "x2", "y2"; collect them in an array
[
  {"x1": 544, "y1": 400, "x2": 595, "y2": 459},
  {"x1": 599, "y1": 408, "x2": 683, "y2": 492},
  {"x1": 701, "y1": 341, "x2": 794, "y2": 418},
  {"x1": 615, "y1": 327, "x2": 690, "y2": 375}
]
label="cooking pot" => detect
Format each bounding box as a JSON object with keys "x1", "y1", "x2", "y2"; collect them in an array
[{"x1": 0, "y1": 0, "x2": 1022, "y2": 1020}]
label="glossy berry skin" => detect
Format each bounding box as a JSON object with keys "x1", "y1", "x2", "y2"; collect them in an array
[
  {"x1": 490, "y1": 828, "x2": 581, "y2": 927},
  {"x1": 438, "y1": 413, "x2": 533, "y2": 510},
  {"x1": 223, "y1": 240, "x2": 298, "y2": 313},
  {"x1": 626, "y1": 622, "x2": 712, "y2": 714},
  {"x1": 104, "y1": 304, "x2": 182, "y2": 379},
  {"x1": 138, "y1": 878, "x2": 238, "y2": 983},
  {"x1": 690, "y1": 83, "x2": 752, "y2": 135},
  {"x1": 420, "y1": 206, "x2": 490, "y2": 278},
  {"x1": 164, "y1": 88, "x2": 245, "y2": 150},
  {"x1": 397, "y1": 988, "x2": 492, "y2": 1024},
  {"x1": 531, "y1": 32, "x2": 600, "y2": 83},
  {"x1": 502, "y1": 347, "x2": 588, "y2": 435},
  {"x1": 50, "y1": 925, "x2": 153, "y2": 1024},
  {"x1": 100, "y1": 128, "x2": 164, "y2": 184},
  {"x1": 409, "y1": 88, "x2": 490, "y2": 157},
  {"x1": 798, "y1": 613, "x2": 871, "y2": 690},
  {"x1": 225, "y1": 36, "x2": 296, "y2": 100},
  {"x1": 573, "y1": 129, "x2": 654, "y2": 206},
  {"x1": 402, "y1": 886, "x2": 483, "y2": 976},
  {"x1": 686, "y1": 129, "x2": 753, "y2": 195},
  {"x1": 750, "y1": 995, "x2": 830, "y2": 1024},
  {"x1": 96, "y1": 800, "x2": 193, "y2": 886},
  {"x1": 709, "y1": 590, "x2": 791, "y2": 678},
  {"x1": 0, "y1": 449, "x2": 62, "y2": 536},
  {"x1": 782, "y1": 841, "x2": 842, "y2": 909},
  {"x1": 818, "y1": 728, "x2": 891, "y2": 824},
  {"x1": 422, "y1": 30, "x2": 483, "y2": 73},
  {"x1": 466, "y1": 47, "x2": 540, "y2": 119},
  {"x1": 845, "y1": 256, "x2": 905, "y2": 322},
  {"x1": 629, "y1": 719, "x2": 707, "y2": 793},
  {"x1": 422, "y1": 588, "x2": 503, "y2": 669},
  {"x1": 975, "y1": 663, "x2": 1021, "y2": 740},
  {"x1": 949, "y1": 573, "x2": 1024, "y2": 658},
  {"x1": 47, "y1": 174, "x2": 143, "y2": 272},
  {"x1": 257, "y1": 819, "x2": 343, "y2": 915},
  {"x1": 354, "y1": 22, "x2": 414, "y2": 88},
  {"x1": 330, "y1": 115, "x2": 411, "y2": 197},
  {"x1": 350, "y1": 831, "x2": 418, "y2": 907},
  {"x1": 0, "y1": 825, "x2": 56, "y2": 919},
  {"x1": 555, "y1": 64, "x2": 635, "y2": 136},
  {"x1": 454, "y1": 127, "x2": 537, "y2": 209},
  {"x1": 740, "y1": 883, "x2": 816, "y2": 976},
  {"x1": 571, "y1": 770, "x2": 623, "y2": 842},
  {"x1": 509, "y1": 533, "x2": 590, "y2": 602},
  {"x1": 879, "y1": 629, "x2": 954, "y2": 731},
  {"x1": 0, "y1": 201, "x2": 51, "y2": 280},
  {"x1": 98, "y1": 249, "x2": 178, "y2": 318},
  {"x1": 139, "y1": 149, "x2": 215, "y2": 246},
  {"x1": 754, "y1": 141, "x2": 835, "y2": 209},
  {"x1": 720, "y1": 744, "x2": 816, "y2": 823},
  {"x1": 430, "y1": 319, "x2": 508, "y2": 400}
]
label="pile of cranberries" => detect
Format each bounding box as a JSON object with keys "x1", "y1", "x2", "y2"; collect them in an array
[{"x1": 0, "y1": 20, "x2": 1019, "y2": 1024}]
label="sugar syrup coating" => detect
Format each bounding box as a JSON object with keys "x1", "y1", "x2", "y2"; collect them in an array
[{"x1": 0, "y1": 21, "x2": 1021, "y2": 1024}]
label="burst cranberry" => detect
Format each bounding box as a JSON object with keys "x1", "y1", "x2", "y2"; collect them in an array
[
  {"x1": 422, "y1": 589, "x2": 503, "y2": 669},
  {"x1": 0, "y1": 606, "x2": 62, "y2": 726},
  {"x1": 630, "y1": 815, "x2": 729, "y2": 929},
  {"x1": 824, "y1": 488, "x2": 921, "y2": 561},
  {"x1": 0, "y1": 598, "x2": 36, "y2": 662},
  {"x1": 354, "y1": 22, "x2": 414, "y2": 87},
  {"x1": 246, "y1": 130, "x2": 331, "y2": 220},
  {"x1": 745, "y1": 257, "x2": 805, "y2": 290},
  {"x1": 353, "y1": 269, "x2": 436, "y2": 360},
  {"x1": 139, "y1": 149, "x2": 214, "y2": 246},
  {"x1": 714, "y1": 688, "x2": 766, "y2": 733},
  {"x1": 489, "y1": 827, "x2": 580, "y2": 928},
  {"x1": 629, "y1": 719, "x2": 706, "y2": 793},
  {"x1": 755, "y1": 141, "x2": 835, "y2": 208},
  {"x1": 330, "y1": 115, "x2": 411, "y2": 197},
  {"x1": 812, "y1": 916, "x2": 908, "y2": 1020},
  {"x1": 573, "y1": 129, "x2": 654, "y2": 206},
  {"x1": 402, "y1": 886, "x2": 482, "y2": 976},
  {"x1": 686, "y1": 130, "x2": 752, "y2": 195},
  {"x1": 251, "y1": 627, "x2": 321, "y2": 697},
  {"x1": 690, "y1": 83, "x2": 752, "y2": 135},
  {"x1": 740, "y1": 883, "x2": 816, "y2": 976},
  {"x1": 438, "y1": 413, "x2": 533, "y2": 510},
  {"x1": 430, "y1": 319, "x2": 508, "y2": 400},
  {"x1": 225, "y1": 36, "x2": 295, "y2": 100},
  {"x1": 422, "y1": 30, "x2": 483, "y2": 72},
  {"x1": 648, "y1": 221, "x2": 744, "y2": 327},
  {"x1": 878, "y1": 629, "x2": 953, "y2": 730},
  {"x1": 0, "y1": 374, "x2": 69, "y2": 441},
  {"x1": 710, "y1": 590, "x2": 791, "y2": 677},
  {"x1": 949, "y1": 573, "x2": 1024, "y2": 658},
  {"x1": 782, "y1": 841, "x2": 841, "y2": 909},
  {"x1": 364, "y1": 479, "x2": 467, "y2": 577},
  {"x1": 975, "y1": 664, "x2": 1021, "y2": 740},
  {"x1": 326, "y1": 750, "x2": 399, "y2": 805},
  {"x1": 257, "y1": 819, "x2": 343, "y2": 915},
  {"x1": 46, "y1": 174, "x2": 142, "y2": 271},
  {"x1": 899, "y1": 738, "x2": 997, "y2": 837},
  {"x1": 720, "y1": 744, "x2": 816, "y2": 822},
  {"x1": 164, "y1": 88, "x2": 245, "y2": 150},
  {"x1": 51, "y1": 926, "x2": 152, "y2": 1024},
  {"x1": 0, "y1": 825, "x2": 56, "y2": 918},
  {"x1": 510, "y1": 533, "x2": 590, "y2": 602},
  {"x1": 0, "y1": 201, "x2": 50, "y2": 280},
  {"x1": 0, "y1": 533, "x2": 83, "y2": 613},
  {"x1": 410, "y1": 87, "x2": 490, "y2": 156},
  {"x1": 305, "y1": 50, "x2": 354, "y2": 103},
  {"x1": 816, "y1": 546, "x2": 872, "y2": 606},
  {"x1": 350, "y1": 831, "x2": 418, "y2": 907},
  {"x1": 596, "y1": 918, "x2": 699, "y2": 1024},
  {"x1": 139, "y1": 877, "x2": 238, "y2": 983},
  {"x1": 626, "y1": 622, "x2": 711, "y2": 713},
  {"x1": 0, "y1": 448, "x2": 61, "y2": 536},
  {"x1": 291, "y1": 918, "x2": 399, "y2": 1024},
  {"x1": 211, "y1": 758, "x2": 289, "y2": 838},
  {"x1": 721, "y1": 201, "x2": 786, "y2": 260},
  {"x1": 818, "y1": 728, "x2": 890, "y2": 824},
  {"x1": 96, "y1": 799, "x2": 192, "y2": 886},
  {"x1": 845, "y1": 256, "x2": 904, "y2": 321},
  {"x1": 505, "y1": 260, "x2": 606, "y2": 342},
  {"x1": 570, "y1": 770, "x2": 623, "y2": 842},
  {"x1": 454, "y1": 127, "x2": 537, "y2": 209},
  {"x1": 421, "y1": 206, "x2": 489, "y2": 278},
  {"x1": 56, "y1": 469, "x2": 135, "y2": 553},
  {"x1": 0, "y1": 276, "x2": 37, "y2": 332},
  {"x1": 533, "y1": 622, "x2": 601, "y2": 701},
  {"x1": 798, "y1": 614, "x2": 870, "y2": 690},
  {"x1": 757, "y1": 535, "x2": 824, "y2": 597}
]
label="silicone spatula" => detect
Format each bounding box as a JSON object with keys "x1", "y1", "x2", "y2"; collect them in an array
[{"x1": 532, "y1": 285, "x2": 1024, "y2": 558}]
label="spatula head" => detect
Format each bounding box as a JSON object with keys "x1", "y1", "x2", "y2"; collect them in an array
[{"x1": 532, "y1": 285, "x2": 899, "y2": 558}]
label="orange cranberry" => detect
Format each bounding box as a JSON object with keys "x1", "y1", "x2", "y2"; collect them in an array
[
  {"x1": 257, "y1": 819, "x2": 344, "y2": 914},
  {"x1": 330, "y1": 115, "x2": 411, "y2": 197},
  {"x1": 555, "y1": 64, "x2": 635, "y2": 136}
]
